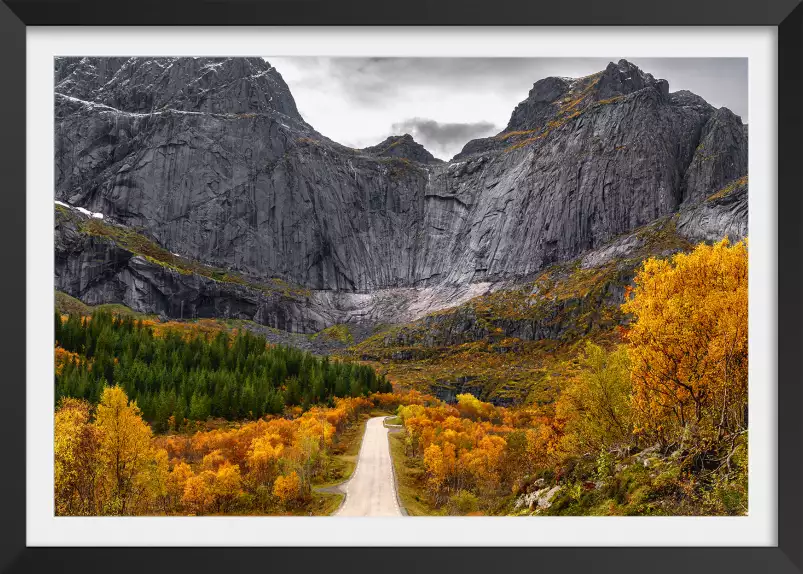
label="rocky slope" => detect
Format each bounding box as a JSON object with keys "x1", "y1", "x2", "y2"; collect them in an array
[
  {"x1": 348, "y1": 181, "x2": 747, "y2": 404},
  {"x1": 54, "y1": 57, "x2": 748, "y2": 336},
  {"x1": 54, "y1": 203, "x2": 329, "y2": 332},
  {"x1": 54, "y1": 201, "x2": 493, "y2": 332}
]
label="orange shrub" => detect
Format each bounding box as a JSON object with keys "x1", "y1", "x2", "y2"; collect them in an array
[{"x1": 273, "y1": 472, "x2": 302, "y2": 506}]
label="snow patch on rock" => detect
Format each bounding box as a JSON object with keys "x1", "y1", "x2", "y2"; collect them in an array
[{"x1": 56, "y1": 200, "x2": 104, "y2": 219}]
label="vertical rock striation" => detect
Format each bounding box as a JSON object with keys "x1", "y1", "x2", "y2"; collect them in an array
[{"x1": 54, "y1": 57, "x2": 748, "y2": 328}]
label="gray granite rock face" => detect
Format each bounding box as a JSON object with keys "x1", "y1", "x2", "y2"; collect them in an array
[
  {"x1": 54, "y1": 205, "x2": 500, "y2": 333},
  {"x1": 55, "y1": 57, "x2": 303, "y2": 119},
  {"x1": 505, "y1": 76, "x2": 574, "y2": 132},
  {"x1": 681, "y1": 107, "x2": 748, "y2": 205},
  {"x1": 54, "y1": 57, "x2": 748, "y2": 329},
  {"x1": 677, "y1": 180, "x2": 748, "y2": 244},
  {"x1": 55, "y1": 207, "x2": 332, "y2": 333},
  {"x1": 361, "y1": 134, "x2": 443, "y2": 165},
  {"x1": 367, "y1": 184, "x2": 748, "y2": 354}
]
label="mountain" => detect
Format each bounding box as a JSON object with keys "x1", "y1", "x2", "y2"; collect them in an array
[
  {"x1": 361, "y1": 134, "x2": 443, "y2": 165},
  {"x1": 55, "y1": 57, "x2": 304, "y2": 120},
  {"x1": 54, "y1": 57, "x2": 748, "y2": 342}
]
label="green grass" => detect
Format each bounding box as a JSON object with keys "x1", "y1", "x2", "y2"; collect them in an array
[
  {"x1": 310, "y1": 324, "x2": 354, "y2": 345},
  {"x1": 309, "y1": 491, "x2": 345, "y2": 516},
  {"x1": 707, "y1": 175, "x2": 748, "y2": 202},
  {"x1": 55, "y1": 291, "x2": 153, "y2": 319},
  {"x1": 315, "y1": 412, "x2": 378, "y2": 488},
  {"x1": 387, "y1": 430, "x2": 442, "y2": 516},
  {"x1": 55, "y1": 291, "x2": 92, "y2": 315}
]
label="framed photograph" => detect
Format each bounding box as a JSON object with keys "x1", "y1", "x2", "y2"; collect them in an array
[{"x1": 1, "y1": 0, "x2": 801, "y2": 572}]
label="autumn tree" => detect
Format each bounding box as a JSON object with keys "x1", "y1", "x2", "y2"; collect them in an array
[
  {"x1": 524, "y1": 419, "x2": 565, "y2": 471},
  {"x1": 210, "y1": 462, "x2": 242, "y2": 512},
  {"x1": 622, "y1": 239, "x2": 748, "y2": 450},
  {"x1": 456, "y1": 393, "x2": 498, "y2": 422},
  {"x1": 423, "y1": 442, "x2": 458, "y2": 502},
  {"x1": 182, "y1": 472, "x2": 214, "y2": 515},
  {"x1": 167, "y1": 462, "x2": 194, "y2": 510},
  {"x1": 281, "y1": 416, "x2": 331, "y2": 497},
  {"x1": 556, "y1": 342, "x2": 633, "y2": 454},
  {"x1": 137, "y1": 448, "x2": 170, "y2": 513},
  {"x1": 201, "y1": 449, "x2": 226, "y2": 471},
  {"x1": 247, "y1": 433, "x2": 284, "y2": 489},
  {"x1": 54, "y1": 398, "x2": 102, "y2": 515},
  {"x1": 273, "y1": 472, "x2": 301, "y2": 507},
  {"x1": 94, "y1": 386, "x2": 155, "y2": 514},
  {"x1": 463, "y1": 434, "x2": 506, "y2": 495}
]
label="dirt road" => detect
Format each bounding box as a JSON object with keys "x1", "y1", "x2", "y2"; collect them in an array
[{"x1": 335, "y1": 416, "x2": 403, "y2": 516}]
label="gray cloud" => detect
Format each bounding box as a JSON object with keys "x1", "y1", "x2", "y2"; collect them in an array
[
  {"x1": 390, "y1": 117, "x2": 499, "y2": 159},
  {"x1": 276, "y1": 57, "x2": 748, "y2": 120},
  {"x1": 270, "y1": 57, "x2": 748, "y2": 162}
]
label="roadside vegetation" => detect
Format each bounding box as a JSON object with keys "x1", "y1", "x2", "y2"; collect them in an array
[
  {"x1": 54, "y1": 304, "x2": 398, "y2": 516},
  {"x1": 54, "y1": 388, "x2": 431, "y2": 516},
  {"x1": 387, "y1": 239, "x2": 748, "y2": 516},
  {"x1": 348, "y1": 216, "x2": 693, "y2": 406}
]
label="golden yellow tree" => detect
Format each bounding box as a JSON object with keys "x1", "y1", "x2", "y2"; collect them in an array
[
  {"x1": 134, "y1": 448, "x2": 170, "y2": 514},
  {"x1": 556, "y1": 342, "x2": 633, "y2": 454},
  {"x1": 622, "y1": 239, "x2": 748, "y2": 449},
  {"x1": 211, "y1": 462, "x2": 242, "y2": 512},
  {"x1": 94, "y1": 386, "x2": 155, "y2": 514},
  {"x1": 167, "y1": 461, "x2": 194, "y2": 509},
  {"x1": 456, "y1": 394, "x2": 497, "y2": 422},
  {"x1": 423, "y1": 442, "x2": 457, "y2": 501},
  {"x1": 201, "y1": 449, "x2": 226, "y2": 471},
  {"x1": 273, "y1": 471, "x2": 301, "y2": 507},
  {"x1": 524, "y1": 418, "x2": 565, "y2": 471},
  {"x1": 463, "y1": 434, "x2": 507, "y2": 494},
  {"x1": 247, "y1": 433, "x2": 284, "y2": 488},
  {"x1": 54, "y1": 398, "x2": 102, "y2": 515},
  {"x1": 182, "y1": 472, "x2": 214, "y2": 515},
  {"x1": 283, "y1": 419, "x2": 329, "y2": 497}
]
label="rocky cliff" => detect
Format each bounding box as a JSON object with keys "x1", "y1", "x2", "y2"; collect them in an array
[
  {"x1": 55, "y1": 57, "x2": 748, "y2": 332},
  {"x1": 361, "y1": 134, "x2": 443, "y2": 165}
]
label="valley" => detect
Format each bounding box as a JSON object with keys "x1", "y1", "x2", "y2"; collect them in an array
[{"x1": 53, "y1": 57, "x2": 749, "y2": 517}]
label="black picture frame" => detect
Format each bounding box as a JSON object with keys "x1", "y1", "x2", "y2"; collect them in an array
[{"x1": 0, "y1": 1, "x2": 800, "y2": 572}]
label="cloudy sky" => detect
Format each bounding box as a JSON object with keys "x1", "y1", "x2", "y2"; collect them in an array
[{"x1": 268, "y1": 58, "x2": 747, "y2": 161}]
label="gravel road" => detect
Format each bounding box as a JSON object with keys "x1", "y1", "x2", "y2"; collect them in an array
[{"x1": 336, "y1": 417, "x2": 403, "y2": 517}]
